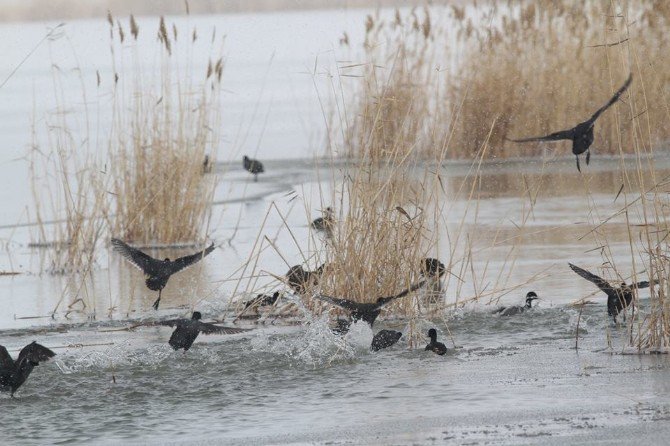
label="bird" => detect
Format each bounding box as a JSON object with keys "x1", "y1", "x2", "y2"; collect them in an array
[
  {"x1": 244, "y1": 291, "x2": 280, "y2": 310},
  {"x1": 311, "y1": 207, "x2": 334, "y2": 233},
  {"x1": 569, "y1": 263, "x2": 653, "y2": 323},
  {"x1": 312, "y1": 279, "x2": 426, "y2": 327},
  {"x1": 1, "y1": 342, "x2": 56, "y2": 397},
  {"x1": 111, "y1": 238, "x2": 216, "y2": 310},
  {"x1": 202, "y1": 155, "x2": 212, "y2": 174},
  {"x1": 371, "y1": 329, "x2": 402, "y2": 351},
  {"x1": 508, "y1": 74, "x2": 632, "y2": 172},
  {"x1": 285, "y1": 264, "x2": 325, "y2": 295},
  {"x1": 425, "y1": 328, "x2": 447, "y2": 355},
  {"x1": 420, "y1": 258, "x2": 446, "y2": 278},
  {"x1": 243, "y1": 155, "x2": 264, "y2": 181},
  {"x1": 148, "y1": 312, "x2": 249, "y2": 351},
  {"x1": 492, "y1": 291, "x2": 539, "y2": 317}
]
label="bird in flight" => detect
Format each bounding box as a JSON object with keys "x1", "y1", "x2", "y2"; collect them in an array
[
  {"x1": 111, "y1": 238, "x2": 215, "y2": 310},
  {"x1": 569, "y1": 263, "x2": 653, "y2": 323},
  {"x1": 146, "y1": 311, "x2": 249, "y2": 351},
  {"x1": 1, "y1": 342, "x2": 56, "y2": 397},
  {"x1": 509, "y1": 74, "x2": 632, "y2": 172}
]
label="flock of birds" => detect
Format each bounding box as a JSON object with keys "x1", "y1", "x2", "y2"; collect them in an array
[{"x1": 2, "y1": 75, "x2": 646, "y2": 396}]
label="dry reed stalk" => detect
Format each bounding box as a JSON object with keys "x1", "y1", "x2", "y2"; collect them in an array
[{"x1": 107, "y1": 16, "x2": 223, "y2": 245}]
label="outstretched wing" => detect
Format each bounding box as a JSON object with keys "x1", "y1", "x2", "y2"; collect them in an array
[
  {"x1": 111, "y1": 238, "x2": 160, "y2": 275},
  {"x1": 17, "y1": 342, "x2": 55, "y2": 365},
  {"x1": 377, "y1": 279, "x2": 427, "y2": 307},
  {"x1": 168, "y1": 243, "x2": 216, "y2": 275},
  {"x1": 632, "y1": 280, "x2": 654, "y2": 290},
  {"x1": 589, "y1": 74, "x2": 633, "y2": 123},
  {"x1": 0, "y1": 346, "x2": 14, "y2": 371},
  {"x1": 508, "y1": 128, "x2": 576, "y2": 143},
  {"x1": 312, "y1": 294, "x2": 360, "y2": 312},
  {"x1": 569, "y1": 263, "x2": 613, "y2": 293},
  {"x1": 197, "y1": 322, "x2": 251, "y2": 335}
]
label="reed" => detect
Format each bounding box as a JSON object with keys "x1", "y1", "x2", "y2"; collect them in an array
[{"x1": 106, "y1": 14, "x2": 223, "y2": 245}]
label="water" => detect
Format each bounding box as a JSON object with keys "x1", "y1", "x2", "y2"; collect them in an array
[{"x1": 2, "y1": 6, "x2": 670, "y2": 446}]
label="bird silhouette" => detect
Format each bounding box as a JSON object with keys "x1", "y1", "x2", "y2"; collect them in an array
[
  {"x1": 111, "y1": 238, "x2": 215, "y2": 310},
  {"x1": 371, "y1": 329, "x2": 402, "y2": 351},
  {"x1": 509, "y1": 74, "x2": 632, "y2": 172},
  {"x1": 149, "y1": 312, "x2": 249, "y2": 351},
  {"x1": 313, "y1": 280, "x2": 426, "y2": 327},
  {"x1": 425, "y1": 328, "x2": 447, "y2": 355},
  {"x1": 243, "y1": 155, "x2": 264, "y2": 181},
  {"x1": 569, "y1": 263, "x2": 653, "y2": 323},
  {"x1": 420, "y1": 258, "x2": 446, "y2": 278},
  {"x1": 285, "y1": 264, "x2": 325, "y2": 295},
  {"x1": 1, "y1": 342, "x2": 55, "y2": 397},
  {"x1": 492, "y1": 291, "x2": 539, "y2": 317},
  {"x1": 311, "y1": 207, "x2": 334, "y2": 233}
]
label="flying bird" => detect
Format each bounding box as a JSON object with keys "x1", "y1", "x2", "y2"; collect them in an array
[
  {"x1": 1, "y1": 342, "x2": 55, "y2": 397},
  {"x1": 243, "y1": 155, "x2": 264, "y2": 181},
  {"x1": 148, "y1": 312, "x2": 249, "y2": 351},
  {"x1": 509, "y1": 74, "x2": 632, "y2": 172},
  {"x1": 111, "y1": 238, "x2": 215, "y2": 310},
  {"x1": 569, "y1": 263, "x2": 653, "y2": 323},
  {"x1": 312, "y1": 280, "x2": 426, "y2": 327},
  {"x1": 425, "y1": 328, "x2": 447, "y2": 355},
  {"x1": 492, "y1": 291, "x2": 539, "y2": 317}
]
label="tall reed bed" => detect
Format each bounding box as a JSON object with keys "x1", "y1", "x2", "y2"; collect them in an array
[{"x1": 106, "y1": 14, "x2": 223, "y2": 245}]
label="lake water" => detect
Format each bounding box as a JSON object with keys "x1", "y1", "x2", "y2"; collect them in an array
[{"x1": 1, "y1": 6, "x2": 670, "y2": 446}]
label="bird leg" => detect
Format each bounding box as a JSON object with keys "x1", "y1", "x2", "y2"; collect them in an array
[
  {"x1": 576, "y1": 155, "x2": 581, "y2": 172},
  {"x1": 152, "y1": 289, "x2": 162, "y2": 310},
  {"x1": 586, "y1": 149, "x2": 591, "y2": 165},
  {"x1": 254, "y1": 174, "x2": 258, "y2": 182}
]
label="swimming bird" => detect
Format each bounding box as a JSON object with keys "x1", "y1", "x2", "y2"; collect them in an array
[
  {"x1": 311, "y1": 207, "x2": 334, "y2": 233},
  {"x1": 371, "y1": 329, "x2": 402, "y2": 351},
  {"x1": 509, "y1": 74, "x2": 632, "y2": 172},
  {"x1": 313, "y1": 280, "x2": 426, "y2": 327},
  {"x1": 569, "y1": 263, "x2": 653, "y2": 323},
  {"x1": 1, "y1": 342, "x2": 55, "y2": 397},
  {"x1": 285, "y1": 264, "x2": 325, "y2": 295},
  {"x1": 111, "y1": 238, "x2": 215, "y2": 310},
  {"x1": 425, "y1": 328, "x2": 447, "y2": 355},
  {"x1": 150, "y1": 312, "x2": 249, "y2": 351},
  {"x1": 492, "y1": 291, "x2": 539, "y2": 317},
  {"x1": 244, "y1": 291, "x2": 280, "y2": 310},
  {"x1": 243, "y1": 155, "x2": 264, "y2": 181}
]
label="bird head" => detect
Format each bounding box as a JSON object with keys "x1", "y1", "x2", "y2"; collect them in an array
[
  {"x1": 164, "y1": 258, "x2": 171, "y2": 262},
  {"x1": 192, "y1": 311, "x2": 202, "y2": 320},
  {"x1": 428, "y1": 328, "x2": 437, "y2": 340},
  {"x1": 526, "y1": 291, "x2": 539, "y2": 305}
]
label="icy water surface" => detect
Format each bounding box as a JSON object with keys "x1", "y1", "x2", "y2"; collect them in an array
[{"x1": 2, "y1": 6, "x2": 670, "y2": 446}]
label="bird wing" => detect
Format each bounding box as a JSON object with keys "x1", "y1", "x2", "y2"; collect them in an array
[
  {"x1": 197, "y1": 322, "x2": 251, "y2": 335},
  {"x1": 111, "y1": 238, "x2": 160, "y2": 275},
  {"x1": 588, "y1": 74, "x2": 633, "y2": 123},
  {"x1": 508, "y1": 128, "x2": 576, "y2": 143},
  {"x1": 632, "y1": 281, "x2": 652, "y2": 289},
  {"x1": 312, "y1": 294, "x2": 360, "y2": 312},
  {"x1": 0, "y1": 346, "x2": 14, "y2": 371},
  {"x1": 17, "y1": 342, "x2": 55, "y2": 365},
  {"x1": 569, "y1": 263, "x2": 613, "y2": 293},
  {"x1": 376, "y1": 279, "x2": 427, "y2": 307},
  {"x1": 168, "y1": 243, "x2": 216, "y2": 275}
]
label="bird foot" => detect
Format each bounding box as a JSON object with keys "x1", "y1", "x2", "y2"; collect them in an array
[{"x1": 152, "y1": 298, "x2": 161, "y2": 310}]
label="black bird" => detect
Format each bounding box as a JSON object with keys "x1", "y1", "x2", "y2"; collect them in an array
[
  {"x1": 313, "y1": 280, "x2": 426, "y2": 327},
  {"x1": 569, "y1": 263, "x2": 653, "y2": 323},
  {"x1": 244, "y1": 291, "x2": 280, "y2": 310},
  {"x1": 202, "y1": 155, "x2": 212, "y2": 174},
  {"x1": 111, "y1": 238, "x2": 216, "y2": 310},
  {"x1": 492, "y1": 291, "x2": 539, "y2": 317},
  {"x1": 420, "y1": 258, "x2": 446, "y2": 278},
  {"x1": 243, "y1": 155, "x2": 264, "y2": 181},
  {"x1": 1, "y1": 342, "x2": 55, "y2": 397},
  {"x1": 311, "y1": 207, "x2": 334, "y2": 233},
  {"x1": 285, "y1": 264, "x2": 325, "y2": 295},
  {"x1": 151, "y1": 312, "x2": 249, "y2": 351},
  {"x1": 371, "y1": 329, "x2": 402, "y2": 351},
  {"x1": 425, "y1": 328, "x2": 447, "y2": 355},
  {"x1": 509, "y1": 74, "x2": 632, "y2": 172}
]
